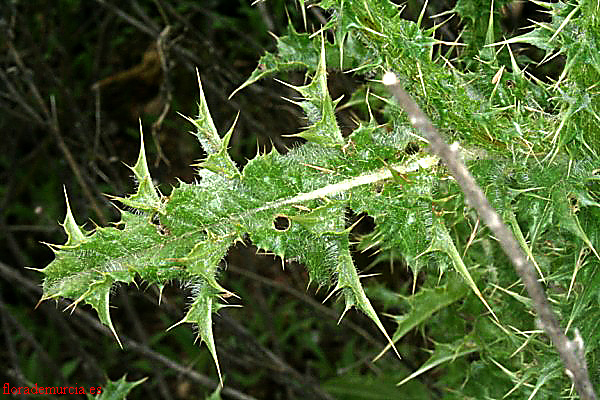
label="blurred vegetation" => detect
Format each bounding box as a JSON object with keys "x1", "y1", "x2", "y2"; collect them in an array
[{"x1": 1, "y1": 0, "x2": 597, "y2": 399}]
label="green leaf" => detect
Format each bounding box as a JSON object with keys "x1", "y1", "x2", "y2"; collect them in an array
[
  {"x1": 230, "y1": 24, "x2": 323, "y2": 98},
  {"x1": 187, "y1": 69, "x2": 226, "y2": 155},
  {"x1": 230, "y1": 20, "x2": 374, "y2": 98},
  {"x1": 205, "y1": 385, "x2": 223, "y2": 400},
  {"x1": 168, "y1": 280, "x2": 224, "y2": 383},
  {"x1": 392, "y1": 274, "x2": 468, "y2": 343},
  {"x1": 398, "y1": 334, "x2": 479, "y2": 387},
  {"x1": 185, "y1": 70, "x2": 241, "y2": 180},
  {"x1": 60, "y1": 187, "x2": 87, "y2": 247},
  {"x1": 279, "y1": 36, "x2": 344, "y2": 145},
  {"x1": 40, "y1": 2, "x2": 600, "y2": 396},
  {"x1": 426, "y1": 217, "x2": 498, "y2": 321},
  {"x1": 551, "y1": 182, "x2": 599, "y2": 259},
  {"x1": 330, "y1": 235, "x2": 400, "y2": 358},
  {"x1": 42, "y1": 66, "x2": 448, "y2": 376},
  {"x1": 111, "y1": 124, "x2": 161, "y2": 213},
  {"x1": 87, "y1": 375, "x2": 147, "y2": 400},
  {"x1": 373, "y1": 274, "x2": 469, "y2": 361}
]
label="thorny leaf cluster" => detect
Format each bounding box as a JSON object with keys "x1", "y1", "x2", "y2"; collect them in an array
[{"x1": 41, "y1": 0, "x2": 600, "y2": 397}]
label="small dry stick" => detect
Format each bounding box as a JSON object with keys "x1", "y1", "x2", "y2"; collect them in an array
[{"x1": 383, "y1": 72, "x2": 596, "y2": 400}]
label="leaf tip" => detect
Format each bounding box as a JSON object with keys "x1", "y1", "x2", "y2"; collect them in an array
[{"x1": 60, "y1": 187, "x2": 86, "y2": 246}]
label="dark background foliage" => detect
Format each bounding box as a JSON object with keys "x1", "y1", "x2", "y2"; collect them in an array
[{"x1": 0, "y1": 1, "x2": 562, "y2": 399}]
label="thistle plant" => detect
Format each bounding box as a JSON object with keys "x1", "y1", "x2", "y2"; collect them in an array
[{"x1": 40, "y1": 0, "x2": 599, "y2": 397}]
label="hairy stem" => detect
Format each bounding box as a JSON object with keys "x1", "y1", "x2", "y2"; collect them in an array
[{"x1": 242, "y1": 156, "x2": 438, "y2": 216}]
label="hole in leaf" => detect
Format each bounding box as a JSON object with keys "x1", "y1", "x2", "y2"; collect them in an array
[
  {"x1": 273, "y1": 215, "x2": 290, "y2": 232},
  {"x1": 569, "y1": 195, "x2": 577, "y2": 206},
  {"x1": 404, "y1": 141, "x2": 420, "y2": 155},
  {"x1": 346, "y1": 211, "x2": 374, "y2": 234},
  {"x1": 150, "y1": 213, "x2": 169, "y2": 236},
  {"x1": 568, "y1": 194, "x2": 579, "y2": 213}
]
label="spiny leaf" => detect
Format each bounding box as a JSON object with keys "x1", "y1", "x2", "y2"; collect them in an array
[
  {"x1": 489, "y1": 1, "x2": 600, "y2": 157},
  {"x1": 87, "y1": 374, "x2": 147, "y2": 400},
  {"x1": 478, "y1": 0, "x2": 497, "y2": 63},
  {"x1": 426, "y1": 217, "x2": 498, "y2": 321},
  {"x1": 42, "y1": 207, "x2": 159, "y2": 347},
  {"x1": 230, "y1": 21, "x2": 373, "y2": 98},
  {"x1": 397, "y1": 334, "x2": 479, "y2": 387},
  {"x1": 331, "y1": 236, "x2": 401, "y2": 359},
  {"x1": 43, "y1": 66, "x2": 448, "y2": 375},
  {"x1": 168, "y1": 280, "x2": 224, "y2": 384},
  {"x1": 506, "y1": 209, "x2": 545, "y2": 282},
  {"x1": 551, "y1": 183, "x2": 599, "y2": 259},
  {"x1": 280, "y1": 35, "x2": 344, "y2": 145},
  {"x1": 112, "y1": 123, "x2": 161, "y2": 213},
  {"x1": 186, "y1": 69, "x2": 222, "y2": 154},
  {"x1": 60, "y1": 187, "x2": 87, "y2": 247},
  {"x1": 193, "y1": 112, "x2": 241, "y2": 180},
  {"x1": 229, "y1": 24, "x2": 323, "y2": 98},
  {"x1": 40, "y1": 2, "x2": 600, "y2": 395},
  {"x1": 375, "y1": 274, "x2": 469, "y2": 359}
]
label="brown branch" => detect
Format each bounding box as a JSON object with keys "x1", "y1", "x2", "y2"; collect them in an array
[
  {"x1": 5, "y1": 39, "x2": 108, "y2": 225},
  {"x1": 151, "y1": 25, "x2": 173, "y2": 167},
  {"x1": 227, "y1": 263, "x2": 387, "y2": 353},
  {"x1": 383, "y1": 72, "x2": 596, "y2": 400}
]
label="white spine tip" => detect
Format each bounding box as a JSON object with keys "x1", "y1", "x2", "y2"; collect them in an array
[{"x1": 382, "y1": 71, "x2": 398, "y2": 86}]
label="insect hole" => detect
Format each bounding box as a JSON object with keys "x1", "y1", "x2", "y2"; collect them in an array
[{"x1": 273, "y1": 214, "x2": 291, "y2": 232}]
